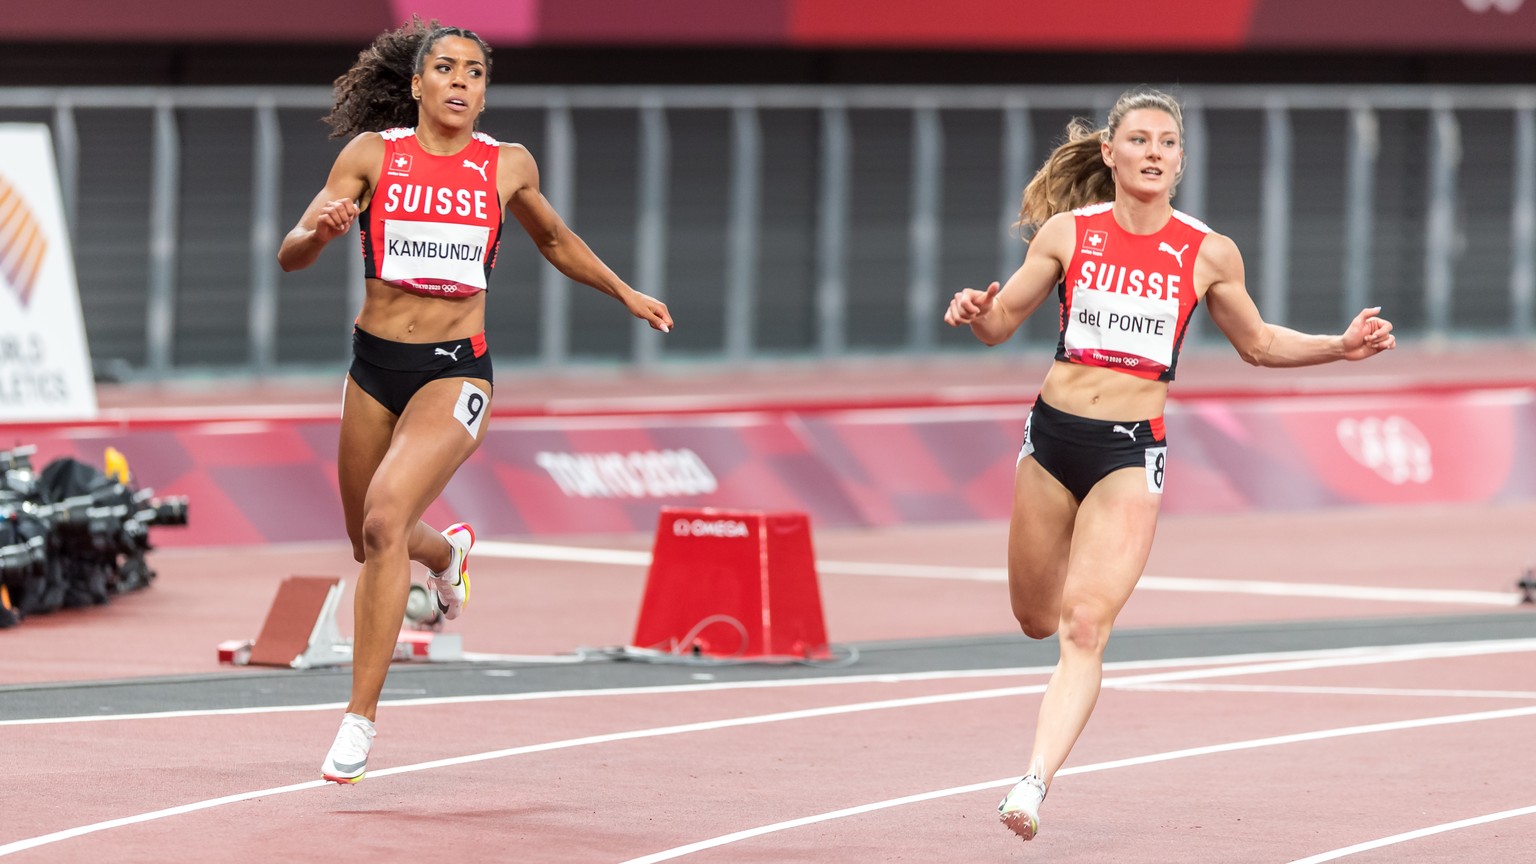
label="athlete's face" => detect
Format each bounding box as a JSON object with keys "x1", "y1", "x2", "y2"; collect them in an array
[
  {"x1": 1102, "y1": 108, "x2": 1182, "y2": 201},
  {"x1": 411, "y1": 36, "x2": 488, "y2": 131}
]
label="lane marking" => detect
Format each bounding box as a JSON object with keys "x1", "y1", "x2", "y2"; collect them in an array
[
  {"x1": 5, "y1": 639, "x2": 1533, "y2": 728},
  {"x1": 3, "y1": 641, "x2": 1533, "y2": 855},
  {"x1": 1287, "y1": 804, "x2": 1536, "y2": 863},
  {"x1": 1119, "y1": 683, "x2": 1536, "y2": 700},
  {"x1": 619, "y1": 704, "x2": 1536, "y2": 864},
  {"x1": 470, "y1": 540, "x2": 1521, "y2": 606}
]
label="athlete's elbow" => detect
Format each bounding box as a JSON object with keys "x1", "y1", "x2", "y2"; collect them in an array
[
  {"x1": 532, "y1": 224, "x2": 565, "y2": 253},
  {"x1": 1234, "y1": 332, "x2": 1274, "y2": 367}
]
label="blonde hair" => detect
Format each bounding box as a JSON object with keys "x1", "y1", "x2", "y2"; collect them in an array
[{"x1": 1017, "y1": 88, "x2": 1185, "y2": 234}]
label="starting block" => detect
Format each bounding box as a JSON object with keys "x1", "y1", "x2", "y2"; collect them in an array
[
  {"x1": 219, "y1": 575, "x2": 463, "y2": 668},
  {"x1": 631, "y1": 507, "x2": 829, "y2": 660}
]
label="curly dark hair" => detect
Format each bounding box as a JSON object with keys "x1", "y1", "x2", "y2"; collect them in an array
[{"x1": 323, "y1": 16, "x2": 493, "y2": 139}]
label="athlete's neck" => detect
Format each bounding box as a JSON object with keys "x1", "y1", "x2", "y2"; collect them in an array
[
  {"x1": 1110, "y1": 196, "x2": 1173, "y2": 236},
  {"x1": 413, "y1": 127, "x2": 473, "y2": 156}
]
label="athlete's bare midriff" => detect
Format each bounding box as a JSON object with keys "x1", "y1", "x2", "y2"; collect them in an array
[
  {"x1": 353, "y1": 278, "x2": 487, "y2": 342},
  {"x1": 1037, "y1": 360, "x2": 1170, "y2": 421}
]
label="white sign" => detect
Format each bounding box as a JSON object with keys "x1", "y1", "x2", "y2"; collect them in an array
[
  {"x1": 1335, "y1": 416, "x2": 1433, "y2": 485},
  {"x1": 0, "y1": 125, "x2": 97, "y2": 421}
]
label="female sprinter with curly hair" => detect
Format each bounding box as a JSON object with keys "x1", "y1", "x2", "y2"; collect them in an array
[
  {"x1": 279, "y1": 18, "x2": 672, "y2": 784},
  {"x1": 944, "y1": 87, "x2": 1394, "y2": 840}
]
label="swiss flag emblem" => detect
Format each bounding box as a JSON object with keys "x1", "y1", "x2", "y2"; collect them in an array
[
  {"x1": 1081, "y1": 229, "x2": 1108, "y2": 256},
  {"x1": 387, "y1": 153, "x2": 413, "y2": 176}
]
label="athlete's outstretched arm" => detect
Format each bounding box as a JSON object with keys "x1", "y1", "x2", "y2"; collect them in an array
[
  {"x1": 1202, "y1": 233, "x2": 1396, "y2": 366},
  {"x1": 945, "y1": 212, "x2": 1070, "y2": 346},
  {"x1": 278, "y1": 134, "x2": 378, "y2": 272},
  {"x1": 501, "y1": 144, "x2": 672, "y2": 332}
]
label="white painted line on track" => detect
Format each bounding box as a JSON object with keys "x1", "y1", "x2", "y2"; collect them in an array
[
  {"x1": 4, "y1": 639, "x2": 1533, "y2": 729},
  {"x1": 0, "y1": 780, "x2": 331, "y2": 857},
  {"x1": 618, "y1": 704, "x2": 1536, "y2": 864},
  {"x1": 1118, "y1": 683, "x2": 1536, "y2": 700},
  {"x1": 1286, "y1": 804, "x2": 1536, "y2": 863},
  {"x1": 0, "y1": 682, "x2": 1078, "y2": 857},
  {"x1": 470, "y1": 541, "x2": 1521, "y2": 606},
  {"x1": 1136, "y1": 575, "x2": 1519, "y2": 607},
  {"x1": 3, "y1": 641, "x2": 1534, "y2": 856},
  {"x1": 474, "y1": 540, "x2": 650, "y2": 566}
]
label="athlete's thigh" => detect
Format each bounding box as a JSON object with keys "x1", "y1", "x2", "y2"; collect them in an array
[
  {"x1": 338, "y1": 375, "x2": 399, "y2": 549},
  {"x1": 364, "y1": 376, "x2": 493, "y2": 524},
  {"x1": 1061, "y1": 466, "x2": 1164, "y2": 621},
  {"x1": 1007, "y1": 455, "x2": 1078, "y2": 624}
]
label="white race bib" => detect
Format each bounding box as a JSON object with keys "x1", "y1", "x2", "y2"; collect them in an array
[
  {"x1": 1064, "y1": 289, "x2": 1178, "y2": 372},
  {"x1": 379, "y1": 219, "x2": 490, "y2": 293}
]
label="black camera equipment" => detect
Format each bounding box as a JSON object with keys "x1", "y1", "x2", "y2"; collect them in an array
[{"x1": 0, "y1": 445, "x2": 189, "y2": 622}]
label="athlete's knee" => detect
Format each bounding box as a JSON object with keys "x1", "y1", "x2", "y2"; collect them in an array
[
  {"x1": 343, "y1": 523, "x2": 367, "y2": 563},
  {"x1": 358, "y1": 507, "x2": 409, "y2": 555},
  {"x1": 1014, "y1": 605, "x2": 1059, "y2": 640},
  {"x1": 1011, "y1": 590, "x2": 1059, "y2": 639},
  {"x1": 1061, "y1": 601, "x2": 1111, "y2": 655}
]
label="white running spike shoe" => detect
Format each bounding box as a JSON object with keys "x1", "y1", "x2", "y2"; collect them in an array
[
  {"x1": 426, "y1": 522, "x2": 474, "y2": 621},
  {"x1": 998, "y1": 774, "x2": 1047, "y2": 840},
  {"x1": 321, "y1": 712, "x2": 376, "y2": 784}
]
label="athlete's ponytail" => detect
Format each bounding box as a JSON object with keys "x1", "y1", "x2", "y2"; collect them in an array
[
  {"x1": 1016, "y1": 88, "x2": 1185, "y2": 236},
  {"x1": 1017, "y1": 118, "x2": 1115, "y2": 235},
  {"x1": 323, "y1": 16, "x2": 493, "y2": 139}
]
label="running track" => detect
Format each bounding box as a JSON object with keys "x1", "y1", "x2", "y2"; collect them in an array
[
  {"x1": 4, "y1": 349, "x2": 1535, "y2": 862},
  {"x1": 2, "y1": 503, "x2": 1533, "y2": 863}
]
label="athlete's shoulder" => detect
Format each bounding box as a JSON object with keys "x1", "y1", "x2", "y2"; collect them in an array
[
  {"x1": 1071, "y1": 201, "x2": 1115, "y2": 218},
  {"x1": 336, "y1": 131, "x2": 385, "y2": 170},
  {"x1": 1170, "y1": 208, "x2": 1213, "y2": 234},
  {"x1": 1033, "y1": 210, "x2": 1077, "y2": 243},
  {"x1": 497, "y1": 141, "x2": 536, "y2": 170},
  {"x1": 1196, "y1": 229, "x2": 1243, "y2": 276}
]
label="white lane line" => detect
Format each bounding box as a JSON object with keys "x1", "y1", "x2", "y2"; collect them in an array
[
  {"x1": 1287, "y1": 804, "x2": 1536, "y2": 863},
  {"x1": 474, "y1": 540, "x2": 651, "y2": 566},
  {"x1": 1136, "y1": 576, "x2": 1519, "y2": 607},
  {"x1": 3, "y1": 641, "x2": 1533, "y2": 856},
  {"x1": 5, "y1": 638, "x2": 1534, "y2": 729},
  {"x1": 1118, "y1": 683, "x2": 1536, "y2": 700},
  {"x1": 0, "y1": 780, "x2": 331, "y2": 856},
  {"x1": 470, "y1": 541, "x2": 1520, "y2": 606},
  {"x1": 0, "y1": 687, "x2": 1046, "y2": 858},
  {"x1": 618, "y1": 704, "x2": 1536, "y2": 864}
]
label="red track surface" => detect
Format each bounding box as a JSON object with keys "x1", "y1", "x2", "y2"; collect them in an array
[{"x1": 3, "y1": 348, "x2": 1535, "y2": 862}]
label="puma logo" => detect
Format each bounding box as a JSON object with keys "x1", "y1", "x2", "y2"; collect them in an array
[
  {"x1": 1157, "y1": 242, "x2": 1188, "y2": 267},
  {"x1": 434, "y1": 346, "x2": 462, "y2": 361},
  {"x1": 1112, "y1": 423, "x2": 1140, "y2": 441},
  {"x1": 462, "y1": 159, "x2": 489, "y2": 181}
]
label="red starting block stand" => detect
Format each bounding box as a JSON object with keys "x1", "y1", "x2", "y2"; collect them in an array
[
  {"x1": 632, "y1": 507, "x2": 830, "y2": 660},
  {"x1": 219, "y1": 575, "x2": 463, "y2": 669}
]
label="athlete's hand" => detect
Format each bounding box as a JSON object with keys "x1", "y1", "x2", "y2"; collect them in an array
[
  {"x1": 1341, "y1": 306, "x2": 1396, "y2": 360},
  {"x1": 314, "y1": 198, "x2": 359, "y2": 243},
  {"x1": 625, "y1": 290, "x2": 674, "y2": 333},
  {"x1": 944, "y1": 282, "x2": 1001, "y2": 327}
]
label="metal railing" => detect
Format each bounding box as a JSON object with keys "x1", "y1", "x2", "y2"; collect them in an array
[{"x1": 3, "y1": 84, "x2": 1533, "y2": 379}]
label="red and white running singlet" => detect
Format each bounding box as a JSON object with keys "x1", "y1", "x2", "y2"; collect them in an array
[
  {"x1": 360, "y1": 128, "x2": 503, "y2": 298},
  {"x1": 1054, "y1": 202, "x2": 1210, "y2": 381}
]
